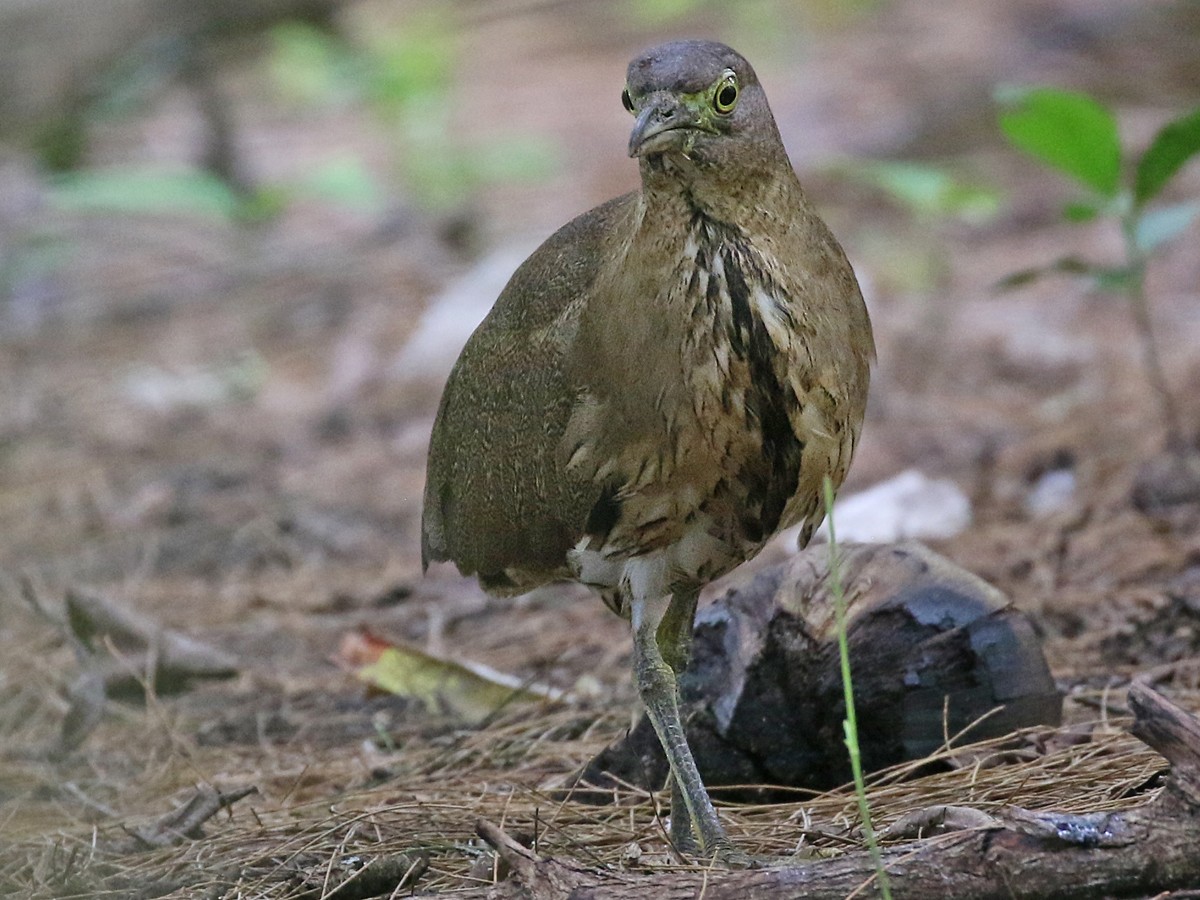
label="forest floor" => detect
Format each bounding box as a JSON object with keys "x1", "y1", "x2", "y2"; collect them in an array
[{"x1": 1, "y1": 0, "x2": 1199, "y2": 896}]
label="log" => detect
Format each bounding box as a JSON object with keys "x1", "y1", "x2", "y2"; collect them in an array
[
  {"x1": 573, "y1": 542, "x2": 1062, "y2": 801},
  {"x1": 477, "y1": 681, "x2": 1200, "y2": 899}
]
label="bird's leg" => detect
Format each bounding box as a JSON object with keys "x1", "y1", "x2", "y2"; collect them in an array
[
  {"x1": 631, "y1": 590, "x2": 734, "y2": 861},
  {"x1": 656, "y1": 586, "x2": 699, "y2": 852},
  {"x1": 656, "y1": 584, "x2": 698, "y2": 676}
]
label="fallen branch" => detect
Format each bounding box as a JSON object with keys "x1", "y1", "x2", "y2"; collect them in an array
[
  {"x1": 476, "y1": 682, "x2": 1200, "y2": 899},
  {"x1": 292, "y1": 851, "x2": 429, "y2": 900},
  {"x1": 36, "y1": 586, "x2": 242, "y2": 755},
  {"x1": 125, "y1": 784, "x2": 258, "y2": 850},
  {"x1": 65, "y1": 588, "x2": 239, "y2": 687}
]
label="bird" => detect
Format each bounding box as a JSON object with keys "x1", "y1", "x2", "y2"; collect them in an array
[{"x1": 422, "y1": 39, "x2": 873, "y2": 862}]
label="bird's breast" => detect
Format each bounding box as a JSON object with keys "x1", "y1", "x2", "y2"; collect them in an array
[
  {"x1": 577, "y1": 224, "x2": 806, "y2": 552},
  {"x1": 566, "y1": 205, "x2": 866, "y2": 597},
  {"x1": 677, "y1": 227, "x2": 810, "y2": 542}
]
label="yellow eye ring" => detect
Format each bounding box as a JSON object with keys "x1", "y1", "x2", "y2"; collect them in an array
[
  {"x1": 621, "y1": 88, "x2": 635, "y2": 113},
  {"x1": 713, "y1": 74, "x2": 738, "y2": 114}
]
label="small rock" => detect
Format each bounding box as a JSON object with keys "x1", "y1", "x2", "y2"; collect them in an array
[
  {"x1": 818, "y1": 469, "x2": 971, "y2": 543},
  {"x1": 390, "y1": 245, "x2": 534, "y2": 386},
  {"x1": 1025, "y1": 467, "x2": 1077, "y2": 518}
]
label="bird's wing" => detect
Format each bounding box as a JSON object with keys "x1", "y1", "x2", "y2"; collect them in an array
[{"x1": 422, "y1": 192, "x2": 639, "y2": 593}]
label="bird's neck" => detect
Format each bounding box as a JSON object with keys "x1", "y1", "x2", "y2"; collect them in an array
[
  {"x1": 627, "y1": 169, "x2": 806, "y2": 300},
  {"x1": 636, "y1": 146, "x2": 803, "y2": 230}
]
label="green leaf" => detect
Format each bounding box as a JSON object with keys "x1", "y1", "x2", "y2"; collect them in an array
[
  {"x1": 466, "y1": 135, "x2": 561, "y2": 184},
  {"x1": 1062, "y1": 201, "x2": 1099, "y2": 223},
  {"x1": 993, "y1": 267, "x2": 1046, "y2": 291},
  {"x1": 1134, "y1": 107, "x2": 1200, "y2": 206},
  {"x1": 48, "y1": 168, "x2": 240, "y2": 218},
  {"x1": 1092, "y1": 266, "x2": 1135, "y2": 292},
  {"x1": 297, "y1": 156, "x2": 383, "y2": 212},
  {"x1": 235, "y1": 185, "x2": 292, "y2": 225},
  {"x1": 363, "y1": 14, "x2": 454, "y2": 119},
  {"x1": 1133, "y1": 201, "x2": 1200, "y2": 254},
  {"x1": 835, "y1": 159, "x2": 1001, "y2": 223},
  {"x1": 997, "y1": 86, "x2": 1122, "y2": 197},
  {"x1": 267, "y1": 21, "x2": 347, "y2": 107}
]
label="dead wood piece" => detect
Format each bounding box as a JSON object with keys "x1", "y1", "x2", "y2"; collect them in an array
[
  {"x1": 54, "y1": 670, "x2": 107, "y2": 757},
  {"x1": 880, "y1": 804, "x2": 1000, "y2": 840},
  {"x1": 1129, "y1": 680, "x2": 1200, "y2": 806},
  {"x1": 35, "y1": 589, "x2": 241, "y2": 754},
  {"x1": 127, "y1": 784, "x2": 257, "y2": 850},
  {"x1": 67, "y1": 588, "x2": 238, "y2": 682},
  {"x1": 1134, "y1": 658, "x2": 1200, "y2": 690},
  {"x1": 293, "y1": 851, "x2": 429, "y2": 900},
  {"x1": 575, "y1": 542, "x2": 1061, "y2": 801},
  {"x1": 474, "y1": 684, "x2": 1200, "y2": 899},
  {"x1": 476, "y1": 820, "x2": 614, "y2": 899}
]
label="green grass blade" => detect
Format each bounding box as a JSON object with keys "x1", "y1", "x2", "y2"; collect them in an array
[{"x1": 823, "y1": 475, "x2": 893, "y2": 899}]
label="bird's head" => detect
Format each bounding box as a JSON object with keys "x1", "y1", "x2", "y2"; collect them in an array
[{"x1": 623, "y1": 41, "x2": 786, "y2": 177}]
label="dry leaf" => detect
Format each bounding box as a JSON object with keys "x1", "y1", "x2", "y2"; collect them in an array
[{"x1": 338, "y1": 630, "x2": 567, "y2": 723}]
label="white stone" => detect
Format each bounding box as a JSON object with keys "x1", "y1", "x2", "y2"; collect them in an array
[
  {"x1": 1025, "y1": 467, "x2": 1077, "y2": 518},
  {"x1": 390, "y1": 244, "x2": 535, "y2": 386},
  {"x1": 816, "y1": 468, "x2": 972, "y2": 543}
]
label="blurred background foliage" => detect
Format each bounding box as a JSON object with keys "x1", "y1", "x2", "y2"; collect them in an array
[
  {"x1": 267, "y1": 13, "x2": 562, "y2": 211},
  {"x1": 0, "y1": 0, "x2": 1192, "y2": 211},
  {"x1": 0, "y1": 0, "x2": 1197, "y2": 339},
  {"x1": 0, "y1": 0, "x2": 892, "y2": 225}
]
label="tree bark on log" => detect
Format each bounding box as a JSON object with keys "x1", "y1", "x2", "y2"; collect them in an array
[
  {"x1": 573, "y1": 543, "x2": 1062, "y2": 802},
  {"x1": 476, "y1": 682, "x2": 1200, "y2": 899}
]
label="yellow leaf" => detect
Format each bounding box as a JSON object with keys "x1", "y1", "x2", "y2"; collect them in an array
[{"x1": 355, "y1": 642, "x2": 565, "y2": 723}]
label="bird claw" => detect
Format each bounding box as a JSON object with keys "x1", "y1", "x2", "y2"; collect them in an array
[
  {"x1": 670, "y1": 822, "x2": 760, "y2": 868},
  {"x1": 700, "y1": 842, "x2": 764, "y2": 870}
]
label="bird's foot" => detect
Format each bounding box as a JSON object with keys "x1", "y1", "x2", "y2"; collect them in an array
[
  {"x1": 698, "y1": 841, "x2": 765, "y2": 870},
  {"x1": 669, "y1": 819, "x2": 762, "y2": 868}
]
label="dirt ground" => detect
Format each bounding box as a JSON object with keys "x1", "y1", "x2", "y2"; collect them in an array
[{"x1": 2, "y1": 0, "x2": 1200, "y2": 897}]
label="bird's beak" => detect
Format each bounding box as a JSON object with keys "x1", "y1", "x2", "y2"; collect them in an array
[{"x1": 628, "y1": 95, "x2": 699, "y2": 158}]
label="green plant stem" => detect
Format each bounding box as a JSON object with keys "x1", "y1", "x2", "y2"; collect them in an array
[
  {"x1": 1120, "y1": 215, "x2": 1187, "y2": 454},
  {"x1": 822, "y1": 476, "x2": 892, "y2": 899}
]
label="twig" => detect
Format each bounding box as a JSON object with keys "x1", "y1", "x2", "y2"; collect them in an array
[{"x1": 127, "y1": 784, "x2": 258, "y2": 849}]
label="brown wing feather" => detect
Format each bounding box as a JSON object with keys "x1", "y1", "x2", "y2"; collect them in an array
[{"x1": 421, "y1": 193, "x2": 639, "y2": 592}]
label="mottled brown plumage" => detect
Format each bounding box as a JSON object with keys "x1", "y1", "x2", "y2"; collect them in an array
[{"x1": 423, "y1": 40, "x2": 873, "y2": 861}]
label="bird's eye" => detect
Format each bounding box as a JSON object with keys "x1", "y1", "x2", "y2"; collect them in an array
[
  {"x1": 621, "y1": 88, "x2": 635, "y2": 113},
  {"x1": 713, "y1": 74, "x2": 738, "y2": 114}
]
